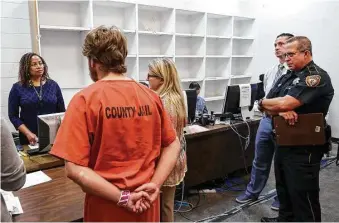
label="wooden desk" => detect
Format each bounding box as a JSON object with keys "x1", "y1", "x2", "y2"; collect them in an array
[
  {"x1": 13, "y1": 167, "x2": 84, "y2": 222},
  {"x1": 184, "y1": 119, "x2": 260, "y2": 187},
  {"x1": 20, "y1": 145, "x2": 64, "y2": 173}
]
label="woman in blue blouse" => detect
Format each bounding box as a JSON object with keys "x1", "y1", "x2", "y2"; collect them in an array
[{"x1": 8, "y1": 53, "x2": 65, "y2": 146}]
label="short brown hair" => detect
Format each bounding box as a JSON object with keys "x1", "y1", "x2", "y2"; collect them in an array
[
  {"x1": 286, "y1": 36, "x2": 312, "y2": 56},
  {"x1": 82, "y1": 26, "x2": 128, "y2": 73}
]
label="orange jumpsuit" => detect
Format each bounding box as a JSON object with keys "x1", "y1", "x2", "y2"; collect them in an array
[{"x1": 50, "y1": 80, "x2": 176, "y2": 222}]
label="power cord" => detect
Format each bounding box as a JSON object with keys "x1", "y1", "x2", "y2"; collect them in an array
[
  {"x1": 174, "y1": 181, "x2": 185, "y2": 212},
  {"x1": 229, "y1": 119, "x2": 251, "y2": 174}
]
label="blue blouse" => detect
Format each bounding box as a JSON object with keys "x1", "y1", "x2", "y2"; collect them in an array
[{"x1": 8, "y1": 79, "x2": 66, "y2": 145}]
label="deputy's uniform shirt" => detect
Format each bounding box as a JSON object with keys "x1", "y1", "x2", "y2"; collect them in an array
[
  {"x1": 266, "y1": 61, "x2": 334, "y2": 115},
  {"x1": 50, "y1": 79, "x2": 176, "y2": 222}
]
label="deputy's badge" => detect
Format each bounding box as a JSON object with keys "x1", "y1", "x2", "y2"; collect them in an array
[
  {"x1": 292, "y1": 77, "x2": 300, "y2": 85},
  {"x1": 305, "y1": 75, "x2": 321, "y2": 87}
]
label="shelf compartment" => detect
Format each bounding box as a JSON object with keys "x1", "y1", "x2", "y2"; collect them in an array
[
  {"x1": 232, "y1": 38, "x2": 254, "y2": 56},
  {"x1": 230, "y1": 74, "x2": 252, "y2": 79},
  {"x1": 125, "y1": 32, "x2": 137, "y2": 55},
  {"x1": 139, "y1": 57, "x2": 170, "y2": 81},
  {"x1": 40, "y1": 29, "x2": 88, "y2": 88},
  {"x1": 206, "y1": 55, "x2": 230, "y2": 58},
  {"x1": 126, "y1": 57, "x2": 137, "y2": 80},
  {"x1": 206, "y1": 57, "x2": 231, "y2": 78},
  {"x1": 229, "y1": 75, "x2": 252, "y2": 85},
  {"x1": 204, "y1": 79, "x2": 227, "y2": 98},
  {"x1": 176, "y1": 33, "x2": 204, "y2": 38},
  {"x1": 207, "y1": 13, "x2": 232, "y2": 37},
  {"x1": 207, "y1": 35, "x2": 231, "y2": 39},
  {"x1": 232, "y1": 55, "x2": 253, "y2": 58},
  {"x1": 206, "y1": 100, "x2": 224, "y2": 113},
  {"x1": 230, "y1": 76, "x2": 252, "y2": 85},
  {"x1": 139, "y1": 55, "x2": 173, "y2": 58},
  {"x1": 181, "y1": 78, "x2": 203, "y2": 83},
  {"x1": 181, "y1": 80, "x2": 203, "y2": 92},
  {"x1": 233, "y1": 16, "x2": 255, "y2": 38},
  {"x1": 138, "y1": 30, "x2": 173, "y2": 36},
  {"x1": 175, "y1": 36, "x2": 204, "y2": 56},
  {"x1": 207, "y1": 38, "x2": 231, "y2": 56},
  {"x1": 175, "y1": 55, "x2": 204, "y2": 58},
  {"x1": 205, "y1": 96, "x2": 225, "y2": 102},
  {"x1": 93, "y1": 1, "x2": 136, "y2": 30},
  {"x1": 175, "y1": 10, "x2": 205, "y2": 36},
  {"x1": 231, "y1": 57, "x2": 253, "y2": 76},
  {"x1": 37, "y1": 0, "x2": 91, "y2": 28},
  {"x1": 205, "y1": 77, "x2": 229, "y2": 81},
  {"x1": 138, "y1": 5, "x2": 174, "y2": 33},
  {"x1": 139, "y1": 34, "x2": 174, "y2": 56},
  {"x1": 176, "y1": 57, "x2": 204, "y2": 81},
  {"x1": 233, "y1": 36, "x2": 254, "y2": 40},
  {"x1": 40, "y1": 25, "x2": 90, "y2": 31}
]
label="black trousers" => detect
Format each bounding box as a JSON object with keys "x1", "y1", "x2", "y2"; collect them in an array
[{"x1": 274, "y1": 146, "x2": 323, "y2": 222}]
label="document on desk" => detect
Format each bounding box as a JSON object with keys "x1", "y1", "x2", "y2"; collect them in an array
[
  {"x1": 239, "y1": 84, "x2": 251, "y2": 107},
  {"x1": 22, "y1": 171, "x2": 52, "y2": 189},
  {"x1": 184, "y1": 125, "x2": 209, "y2": 134},
  {"x1": 0, "y1": 190, "x2": 23, "y2": 215}
]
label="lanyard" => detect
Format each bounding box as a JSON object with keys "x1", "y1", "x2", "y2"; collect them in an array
[{"x1": 30, "y1": 79, "x2": 43, "y2": 101}]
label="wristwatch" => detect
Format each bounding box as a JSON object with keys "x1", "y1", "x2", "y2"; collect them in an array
[
  {"x1": 258, "y1": 99, "x2": 264, "y2": 112},
  {"x1": 258, "y1": 98, "x2": 263, "y2": 107}
]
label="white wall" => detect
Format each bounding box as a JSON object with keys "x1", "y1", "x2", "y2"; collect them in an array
[
  {"x1": 1, "y1": 0, "x2": 32, "y2": 131},
  {"x1": 252, "y1": 0, "x2": 339, "y2": 137}
]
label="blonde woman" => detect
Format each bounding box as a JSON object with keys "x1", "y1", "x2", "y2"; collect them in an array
[{"x1": 148, "y1": 58, "x2": 187, "y2": 222}]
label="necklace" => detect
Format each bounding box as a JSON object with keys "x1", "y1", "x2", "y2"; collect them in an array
[{"x1": 30, "y1": 79, "x2": 43, "y2": 101}]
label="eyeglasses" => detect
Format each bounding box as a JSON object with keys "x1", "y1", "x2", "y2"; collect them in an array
[
  {"x1": 31, "y1": 62, "x2": 44, "y2": 68},
  {"x1": 284, "y1": 52, "x2": 297, "y2": 58},
  {"x1": 284, "y1": 50, "x2": 308, "y2": 58},
  {"x1": 147, "y1": 74, "x2": 162, "y2": 80}
]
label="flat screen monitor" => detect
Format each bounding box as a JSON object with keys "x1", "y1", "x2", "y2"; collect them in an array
[
  {"x1": 37, "y1": 112, "x2": 65, "y2": 153},
  {"x1": 222, "y1": 84, "x2": 259, "y2": 114},
  {"x1": 185, "y1": 89, "x2": 197, "y2": 124}
]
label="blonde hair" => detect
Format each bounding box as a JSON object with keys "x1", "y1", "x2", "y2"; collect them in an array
[
  {"x1": 148, "y1": 58, "x2": 186, "y2": 135},
  {"x1": 82, "y1": 25, "x2": 128, "y2": 73}
]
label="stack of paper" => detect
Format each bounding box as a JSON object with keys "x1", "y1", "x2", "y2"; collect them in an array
[{"x1": 0, "y1": 190, "x2": 23, "y2": 215}]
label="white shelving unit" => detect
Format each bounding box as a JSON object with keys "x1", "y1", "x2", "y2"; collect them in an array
[{"x1": 31, "y1": 0, "x2": 255, "y2": 112}]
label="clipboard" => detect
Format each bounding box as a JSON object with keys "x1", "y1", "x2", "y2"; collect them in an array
[{"x1": 273, "y1": 113, "x2": 326, "y2": 146}]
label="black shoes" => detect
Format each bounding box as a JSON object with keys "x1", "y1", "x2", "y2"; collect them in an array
[{"x1": 261, "y1": 217, "x2": 278, "y2": 222}]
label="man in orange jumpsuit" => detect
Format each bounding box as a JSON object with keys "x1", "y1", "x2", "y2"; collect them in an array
[{"x1": 50, "y1": 25, "x2": 181, "y2": 222}]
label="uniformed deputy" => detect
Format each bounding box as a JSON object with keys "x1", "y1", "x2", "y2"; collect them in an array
[{"x1": 258, "y1": 36, "x2": 334, "y2": 222}]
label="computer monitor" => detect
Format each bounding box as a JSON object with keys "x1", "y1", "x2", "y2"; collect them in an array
[
  {"x1": 185, "y1": 89, "x2": 197, "y2": 124},
  {"x1": 222, "y1": 84, "x2": 259, "y2": 115},
  {"x1": 37, "y1": 112, "x2": 65, "y2": 153}
]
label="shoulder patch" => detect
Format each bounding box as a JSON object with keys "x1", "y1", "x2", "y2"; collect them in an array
[{"x1": 305, "y1": 75, "x2": 321, "y2": 87}]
